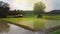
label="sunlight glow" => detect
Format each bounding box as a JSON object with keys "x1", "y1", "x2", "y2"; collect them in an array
[{"x1": 10, "y1": 0, "x2": 34, "y2": 10}]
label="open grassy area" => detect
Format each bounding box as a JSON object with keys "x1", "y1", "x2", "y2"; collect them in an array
[{"x1": 50, "y1": 29, "x2": 60, "y2": 34}]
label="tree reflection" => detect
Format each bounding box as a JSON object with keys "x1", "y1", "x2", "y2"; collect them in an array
[{"x1": 0, "y1": 20, "x2": 10, "y2": 33}]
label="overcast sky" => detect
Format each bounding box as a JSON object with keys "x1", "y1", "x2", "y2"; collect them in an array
[
  {"x1": 52, "y1": 0, "x2": 60, "y2": 10},
  {"x1": 0, "y1": 0, "x2": 60, "y2": 12}
]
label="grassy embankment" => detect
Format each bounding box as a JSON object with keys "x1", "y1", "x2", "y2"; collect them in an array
[{"x1": 50, "y1": 29, "x2": 60, "y2": 34}]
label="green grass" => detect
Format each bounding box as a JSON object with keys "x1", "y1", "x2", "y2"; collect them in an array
[
  {"x1": 43, "y1": 15, "x2": 60, "y2": 20},
  {"x1": 33, "y1": 18, "x2": 46, "y2": 30},
  {"x1": 50, "y1": 29, "x2": 60, "y2": 34},
  {"x1": 1, "y1": 17, "x2": 46, "y2": 30},
  {"x1": 1, "y1": 17, "x2": 36, "y2": 23}
]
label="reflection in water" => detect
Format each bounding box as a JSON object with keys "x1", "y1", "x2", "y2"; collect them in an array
[
  {"x1": 0, "y1": 20, "x2": 10, "y2": 33},
  {"x1": 0, "y1": 20, "x2": 34, "y2": 34}
]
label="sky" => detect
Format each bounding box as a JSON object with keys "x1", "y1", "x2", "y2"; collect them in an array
[
  {"x1": 52, "y1": 0, "x2": 60, "y2": 10},
  {"x1": 0, "y1": 0, "x2": 60, "y2": 12}
]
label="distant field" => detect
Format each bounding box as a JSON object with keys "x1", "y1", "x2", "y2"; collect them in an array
[
  {"x1": 43, "y1": 15, "x2": 60, "y2": 20},
  {"x1": 1, "y1": 15, "x2": 60, "y2": 30}
]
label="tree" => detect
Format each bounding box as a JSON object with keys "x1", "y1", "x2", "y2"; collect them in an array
[
  {"x1": 0, "y1": 1, "x2": 10, "y2": 18},
  {"x1": 33, "y1": 1, "x2": 46, "y2": 18}
]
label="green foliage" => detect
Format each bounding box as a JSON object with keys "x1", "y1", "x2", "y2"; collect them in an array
[
  {"x1": 43, "y1": 15, "x2": 60, "y2": 20},
  {"x1": 34, "y1": 1, "x2": 46, "y2": 14},
  {"x1": 0, "y1": 1, "x2": 10, "y2": 18}
]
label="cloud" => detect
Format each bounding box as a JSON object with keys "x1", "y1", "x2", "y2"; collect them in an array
[
  {"x1": 0, "y1": 0, "x2": 60, "y2": 11},
  {"x1": 0, "y1": 0, "x2": 54, "y2": 11},
  {"x1": 52, "y1": 0, "x2": 60, "y2": 10},
  {"x1": 9, "y1": 0, "x2": 34, "y2": 10}
]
